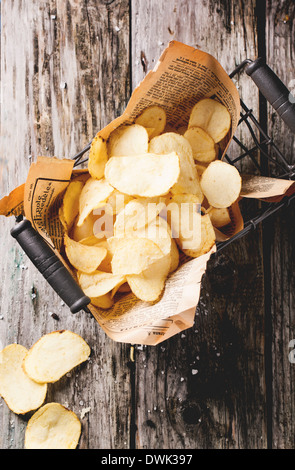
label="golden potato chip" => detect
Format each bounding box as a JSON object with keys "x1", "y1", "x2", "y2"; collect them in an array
[
  {"x1": 111, "y1": 237, "x2": 165, "y2": 275},
  {"x1": 169, "y1": 238, "x2": 179, "y2": 273},
  {"x1": 113, "y1": 198, "x2": 166, "y2": 237},
  {"x1": 184, "y1": 127, "x2": 217, "y2": 163},
  {"x1": 126, "y1": 253, "x2": 171, "y2": 302},
  {"x1": 90, "y1": 293, "x2": 114, "y2": 309},
  {"x1": 134, "y1": 216, "x2": 172, "y2": 256},
  {"x1": 134, "y1": 105, "x2": 166, "y2": 139},
  {"x1": 207, "y1": 206, "x2": 231, "y2": 228},
  {"x1": 0, "y1": 344, "x2": 47, "y2": 415},
  {"x1": 167, "y1": 194, "x2": 202, "y2": 251},
  {"x1": 78, "y1": 271, "x2": 125, "y2": 298},
  {"x1": 195, "y1": 162, "x2": 209, "y2": 178},
  {"x1": 107, "y1": 124, "x2": 149, "y2": 157},
  {"x1": 23, "y1": 330, "x2": 91, "y2": 384},
  {"x1": 182, "y1": 213, "x2": 216, "y2": 258},
  {"x1": 200, "y1": 160, "x2": 242, "y2": 208},
  {"x1": 188, "y1": 98, "x2": 231, "y2": 143},
  {"x1": 24, "y1": 403, "x2": 81, "y2": 449},
  {"x1": 149, "y1": 132, "x2": 203, "y2": 199},
  {"x1": 88, "y1": 135, "x2": 108, "y2": 180},
  {"x1": 70, "y1": 213, "x2": 97, "y2": 242},
  {"x1": 105, "y1": 190, "x2": 134, "y2": 215},
  {"x1": 77, "y1": 177, "x2": 114, "y2": 227},
  {"x1": 61, "y1": 180, "x2": 84, "y2": 229},
  {"x1": 104, "y1": 153, "x2": 180, "y2": 198},
  {"x1": 64, "y1": 234, "x2": 107, "y2": 273}
]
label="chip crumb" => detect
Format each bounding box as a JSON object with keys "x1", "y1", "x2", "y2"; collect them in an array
[{"x1": 80, "y1": 407, "x2": 91, "y2": 419}]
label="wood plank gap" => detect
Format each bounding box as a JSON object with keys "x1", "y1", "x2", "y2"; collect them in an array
[{"x1": 256, "y1": 0, "x2": 273, "y2": 449}]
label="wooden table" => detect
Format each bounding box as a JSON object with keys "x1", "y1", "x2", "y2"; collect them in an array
[{"x1": 0, "y1": 0, "x2": 294, "y2": 449}]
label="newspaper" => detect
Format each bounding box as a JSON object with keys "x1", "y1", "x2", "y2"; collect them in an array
[{"x1": 0, "y1": 41, "x2": 293, "y2": 345}]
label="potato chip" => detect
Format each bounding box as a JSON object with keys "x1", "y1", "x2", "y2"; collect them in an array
[
  {"x1": 0, "y1": 344, "x2": 47, "y2": 415},
  {"x1": 61, "y1": 180, "x2": 84, "y2": 229},
  {"x1": 104, "y1": 153, "x2": 180, "y2": 198},
  {"x1": 169, "y1": 238, "x2": 179, "y2": 273},
  {"x1": 23, "y1": 330, "x2": 91, "y2": 384},
  {"x1": 71, "y1": 213, "x2": 99, "y2": 242},
  {"x1": 78, "y1": 271, "x2": 125, "y2": 298},
  {"x1": 149, "y1": 132, "x2": 203, "y2": 199},
  {"x1": 107, "y1": 124, "x2": 149, "y2": 157},
  {"x1": 195, "y1": 162, "x2": 209, "y2": 178},
  {"x1": 200, "y1": 160, "x2": 242, "y2": 208},
  {"x1": 77, "y1": 177, "x2": 114, "y2": 227},
  {"x1": 184, "y1": 127, "x2": 217, "y2": 163},
  {"x1": 126, "y1": 253, "x2": 171, "y2": 302},
  {"x1": 113, "y1": 198, "x2": 166, "y2": 237},
  {"x1": 64, "y1": 234, "x2": 107, "y2": 273},
  {"x1": 90, "y1": 293, "x2": 114, "y2": 309},
  {"x1": 207, "y1": 206, "x2": 231, "y2": 228},
  {"x1": 188, "y1": 98, "x2": 231, "y2": 143},
  {"x1": 111, "y1": 237, "x2": 165, "y2": 275},
  {"x1": 134, "y1": 105, "x2": 166, "y2": 139},
  {"x1": 88, "y1": 135, "x2": 108, "y2": 180},
  {"x1": 167, "y1": 194, "x2": 202, "y2": 250},
  {"x1": 105, "y1": 190, "x2": 134, "y2": 215},
  {"x1": 182, "y1": 213, "x2": 216, "y2": 258},
  {"x1": 24, "y1": 403, "x2": 81, "y2": 449}
]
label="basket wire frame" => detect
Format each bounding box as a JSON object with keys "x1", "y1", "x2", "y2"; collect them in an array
[{"x1": 71, "y1": 63, "x2": 295, "y2": 251}]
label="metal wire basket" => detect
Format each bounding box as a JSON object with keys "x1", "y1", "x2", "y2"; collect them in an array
[{"x1": 11, "y1": 58, "x2": 295, "y2": 313}]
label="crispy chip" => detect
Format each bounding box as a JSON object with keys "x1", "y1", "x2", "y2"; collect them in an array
[
  {"x1": 90, "y1": 293, "x2": 114, "y2": 309},
  {"x1": 77, "y1": 177, "x2": 114, "y2": 227},
  {"x1": 167, "y1": 194, "x2": 202, "y2": 251},
  {"x1": 23, "y1": 331, "x2": 91, "y2": 384},
  {"x1": 149, "y1": 132, "x2": 203, "y2": 199},
  {"x1": 107, "y1": 124, "x2": 149, "y2": 157},
  {"x1": 169, "y1": 238, "x2": 180, "y2": 273},
  {"x1": 200, "y1": 160, "x2": 242, "y2": 208},
  {"x1": 126, "y1": 253, "x2": 171, "y2": 302},
  {"x1": 61, "y1": 180, "x2": 84, "y2": 229},
  {"x1": 104, "y1": 153, "x2": 180, "y2": 197},
  {"x1": 0, "y1": 344, "x2": 47, "y2": 415},
  {"x1": 134, "y1": 105, "x2": 166, "y2": 139},
  {"x1": 64, "y1": 234, "x2": 107, "y2": 273},
  {"x1": 188, "y1": 98, "x2": 231, "y2": 143},
  {"x1": 207, "y1": 206, "x2": 231, "y2": 228},
  {"x1": 113, "y1": 198, "x2": 166, "y2": 237},
  {"x1": 184, "y1": 127, "x2": 217, "y2": 163},
  {"x1": 78, "y1": 271, "x2": 125, "y2": 298},
  {"x1": 24, "y1": 403, "x2": 81, "y2": 449},
  {"x1": 111, "y1": 237, "x2": 165, "y2": 275},
  {"x1": 88, "y1": 135, "x2": 108, "y2": 180},
  {"x1": 71, "y1": 213, "x2": 98, "y2": 242},
  {"x1": 182, "y1": 213, "x2": 216, "y2": 258}
]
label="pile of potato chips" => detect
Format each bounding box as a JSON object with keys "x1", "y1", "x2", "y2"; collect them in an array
[
  {"x1": 0, "y1": 330, "x2": 90, "y2": 448},
  {"x1": 59, "y1": 99, "x2": 242, "y2": 308}
]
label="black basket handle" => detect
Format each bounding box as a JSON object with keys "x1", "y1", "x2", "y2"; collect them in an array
[
  {"x1": 246, "y1": 57, "x2": 295, "y2": 133},
  {"x1": 11, "y1": 218, "x2": 90, "y2": 313}
]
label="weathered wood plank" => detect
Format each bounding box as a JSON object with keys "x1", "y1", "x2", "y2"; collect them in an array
[
  {"x1": 0, "y1": 0, "x2": 131, "y2": 449},
  {"x1": 265, "y1": 0, "x2": 295, "y2": 449},
  {"x1": 132, "y1": 0, "x2": 267, "y2": 449}
]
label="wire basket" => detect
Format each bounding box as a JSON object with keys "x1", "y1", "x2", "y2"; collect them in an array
[{"x1": 71, "y1": 59, "x2": 295, "y2": 253}]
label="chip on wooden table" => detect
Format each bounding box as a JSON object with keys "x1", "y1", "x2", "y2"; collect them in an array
[
  {"x1": 23, "y1": 330, "x2": 91, "y2": 384},
  {"x1": 0, "y1": 344, "x2": 47, "y2": 415},
  {"x1": 24, "y1": 403, "x2": 81, "y2": 449}
]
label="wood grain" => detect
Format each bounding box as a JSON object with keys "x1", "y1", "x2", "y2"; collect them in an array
[
  {"x1": 0, "y1": 0, "x2": 132, "y2": 449},
  {"x1": 131, "y1": 0, "x2": 267, "y2": 449},
  {"x1": 265, "y1": 0, "x2": 295, "y2": 449}
]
